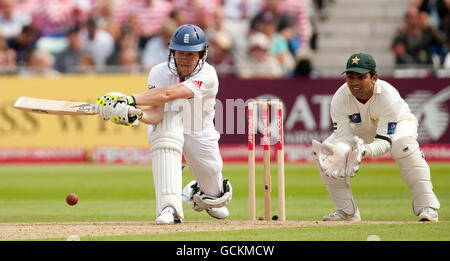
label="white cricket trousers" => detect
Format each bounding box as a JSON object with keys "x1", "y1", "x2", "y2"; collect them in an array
[{"x1": 183, "y1": 130, "x2": 224, "y2": 197}]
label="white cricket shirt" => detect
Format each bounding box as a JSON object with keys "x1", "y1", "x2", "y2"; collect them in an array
[
  {"x1": 330, "y1": 79, "x2": 418, "y2": 157},
  {"x1": 147, "y1": 61, "x2": 219, "y2": 134}
]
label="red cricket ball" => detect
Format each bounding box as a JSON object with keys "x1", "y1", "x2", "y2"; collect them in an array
[{"x1": 66, "y1": 193, "x2": 79, "y2": 206}]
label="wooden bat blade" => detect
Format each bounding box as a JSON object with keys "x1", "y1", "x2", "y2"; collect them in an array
[
  {"x1": 14, "y1": 97, "x2": 96, "y2": 115},
  {"x1": 14, "y1": 97, "x2": 142, "y2": 116}
]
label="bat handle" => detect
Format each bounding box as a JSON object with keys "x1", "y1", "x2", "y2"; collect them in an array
[{"x1": 129, "y1": 107, "x2": 143, "y2": 117}]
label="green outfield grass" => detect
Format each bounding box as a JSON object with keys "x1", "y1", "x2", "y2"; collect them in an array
[{"x1": 0, "y1": 162, "x2": 449, "y2": 241}]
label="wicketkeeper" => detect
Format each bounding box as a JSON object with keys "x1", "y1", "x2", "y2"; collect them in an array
[
  {"x1": 312, "y1": 53, "x2": 440, "y2": 222},
  {"x1": 94, "y1": 24, "x2": 231, "y2": 224}
]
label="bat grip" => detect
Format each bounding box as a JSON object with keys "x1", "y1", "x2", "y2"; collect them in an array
[{"x1": 129, "y1": 107, "x2": 143, "y2": 116}]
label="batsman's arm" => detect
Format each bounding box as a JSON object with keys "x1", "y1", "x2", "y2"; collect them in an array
[
  {"x1": 133, "y1": 83, "x2": 194, "y2": 106},
  {"x1": 139, "y1": 105, "x2": 164, "y2": 125}
]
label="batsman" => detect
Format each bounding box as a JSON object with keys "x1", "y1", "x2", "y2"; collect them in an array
[
  {"x1": 94, "y1": 24, "x2": 231, "y2": 224},
  {"x1": 313, "y1": 53, "x2": 440, "y2": 222}
]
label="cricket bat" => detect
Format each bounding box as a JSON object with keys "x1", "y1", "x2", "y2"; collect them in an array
[{"x1": 14, "y1": 97, "x2": 142, "y2": 116}]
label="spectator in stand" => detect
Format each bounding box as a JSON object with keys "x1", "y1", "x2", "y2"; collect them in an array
[
  {"x1": 171, "y1": 0, "x2": 220, "y2": 30},
  {"x1": 31, "y1": 0, "x2": 84, "y2": 55},
  {"x1": 7, "y1": 24, "x2": 37, "y2": 66},
  {"x1": 206, "y1": 7, "x2": 234, "y2": 74},
  {"x1": 31, "y1": 0, "x2": 76, "y2": 36},
  {"x1": 141, "y1": 18, "x2": 177, "y2": 70},
  {"x1": 237, "y1": 32, "x2": 282, "y2": 78},
  {"x1": 79, "y1": 16, "x2": 114, "y2": 71},
  {"x1": 277, "y1": 12, "x2": 296, "y2": 52},
  {"x1": 417, "y1": 9, "x2": 448, "y2": 66},
  {"x1": 20, "y1": 49, "x2": 59, "y2": 77},
  {"x1": 411, "y1": 0, "x2": 450, "y2": 32},
  {"x1": 442, "y1": 6, "x2": 450, "y2": 67},
  {"x1": 12, "y1": 0, "x2": 39, "y2": 19},
  {"x1": 444, "y1": 50, "x2": 450, "y2": 68},
  {"x1": 54, "y1": 26, "x2": 85, "y2": 73},
  {"x1": 119, "y1": 13, "x2": 140, "y2": 43},
  {"x1": 253, "y1": 11, "x2": 295, "y2": 76},
  {"x1": 107, "y1": 25, "x2": 139, "y2": 66},
  {"x1": 207, "y1": 30, "x2": 233, "y2": 74},
  {"x1": 76, "y1": 52, "x2": 95, "y2": 74},
  {"x1": 169, "y1": 8, "x2": 188, "y2": 27},
  {"x1": 91, "y1": 0, "x2": 125, "y2": 41},
  {"x1": 222, "y1": 0, "x2": 263, "y2": 76},
  {"x1": 277, "y1": 12, "x2": 311, "y2": 77},
  {"x1": 250, "y1": 0, "x2": 312, "y2": 56},
  {"x1": 126, "y1": 0, "x2": 174, "y2": 49},
  {"x1": 414, "y1": 0, "x2": 450, "y2": 66},
  {"x1": 223, "y1": 0, "x2": 262, "y2": 20},
  {"x1": 69, "y1": 4, "x2": 90, "y2": 30},
  {"x1": 0, "y1": 0, "x2": 31, "y2": 40},
  {"x1": 118, "y1": 45, "x2": 139, "y2": 73},
  {"x1": 392, "y1": 5, "x2": 446, "y2": 66},
  {"x1": 442, "y1": 0, "x2": 450, "y2": 47},
  {"x1": 0, "y1": 34, "x2": 16, "y2": 73}
]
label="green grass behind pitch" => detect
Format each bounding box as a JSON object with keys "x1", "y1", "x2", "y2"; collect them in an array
[{"x1": 0, "y1": 162, "x2": 449, "y2": 240}]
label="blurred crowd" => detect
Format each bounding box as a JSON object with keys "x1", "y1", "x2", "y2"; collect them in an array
[
  {"x1": 392, "y1": 0, "x2": 450, "y2": 69},
  {"x1": 0, "y1": 0, "x2": 328, "y2": 78}
]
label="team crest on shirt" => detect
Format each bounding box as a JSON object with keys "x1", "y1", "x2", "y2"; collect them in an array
[
  {"x1": 193, "y1": 80, "x2": 203, "y2": 89},
  {"x1": 348, "y1": 113, "x2": 361, "y2": 123},
  {"x1": 387, "y1": 122, "x2": 397, "y2": 134}
]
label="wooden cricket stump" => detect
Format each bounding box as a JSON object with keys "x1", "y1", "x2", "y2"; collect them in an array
[{"x1": 248, "y1": 100, "x2": 285, "y2": 221}]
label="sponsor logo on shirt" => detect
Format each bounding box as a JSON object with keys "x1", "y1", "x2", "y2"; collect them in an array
[
  {"x1": 348, "y1": 113, "x2": 361, "y2": 123},
  {"x1": 193, "y1": 80, "x2": 203, "y2": 89},
  {"x1": 387, "y1": 122, "x2": 397, "y2": 135},
  {"x1": 148, "y1": 85, "x2": 156, "y2": 90}
]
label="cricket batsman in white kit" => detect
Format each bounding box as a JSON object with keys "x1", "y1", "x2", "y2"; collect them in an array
[
  {"x1": 95, "y1": 24, "x2": 232, "y2": 224},
  {"x1": 313, "y1": 53, "x2": 440, "y2": 222}
]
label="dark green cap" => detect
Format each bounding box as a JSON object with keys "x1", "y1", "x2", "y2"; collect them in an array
[{"x1": 343, "y1": 53, "x2": 376, "y2": 74}]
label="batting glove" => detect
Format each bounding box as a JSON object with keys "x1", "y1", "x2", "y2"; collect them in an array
[{"x1": 95, "y1": 92, "x2": 141, "y2": 126}]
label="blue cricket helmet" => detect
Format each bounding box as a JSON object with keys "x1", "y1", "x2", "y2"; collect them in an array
[
  {"x1": 168, "y1": 24, "x2": 209, "y2": 77},
  {"x1": 169, "y1": 24, "x2": 207, "y2": 52}
]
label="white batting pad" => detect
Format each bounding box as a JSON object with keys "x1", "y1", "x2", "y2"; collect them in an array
[
  {"x1": 152, "y1": 148, "x2": 184, "y2": 219},
  {"x1": 151, "y1": 111, "x2": 185, "y2": 219}
]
